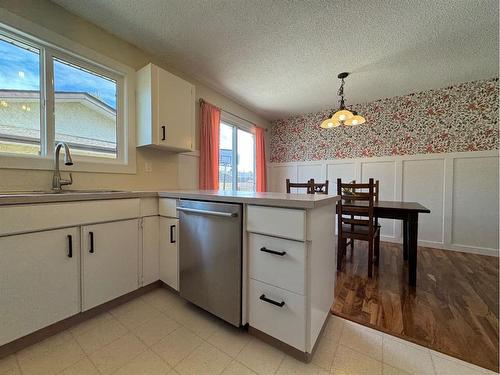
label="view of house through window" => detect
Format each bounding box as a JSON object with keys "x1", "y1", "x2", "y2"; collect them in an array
[
  {"x1": 0, "y1": 27, "x2": 123, "y2": 162},
  {"x1": 54, "y1": 57, "x2": 117, "y2": 158},
  {"x1": 0, "y1": 35, "x2": 41, "y2": 156},
  {"x1": 219, "y1": 121, "x2": 255, "y2": 191}
]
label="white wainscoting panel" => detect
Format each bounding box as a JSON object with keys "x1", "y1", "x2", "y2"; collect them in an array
[
  {"x1": 298, "y1": 164, "x2": 325, "y2": 184},
  {"x1": 452, "y1": 156, "x2": 499, "y2": 251},
  {"x1": 403, "y1": 158, "x2": 445, "y2": 244},
  {"x1": 270, "y1": 164, "x2": 297, "y2": 192},
  {"x1": 326, "y1": 163, "x2": 356, "y2": 192},
  {"x1": 361, "y1": 161, "x2": 397, "y2": 238},
  {"x1": 267, "y1": 150, "x2": 499, "y2": 256}
]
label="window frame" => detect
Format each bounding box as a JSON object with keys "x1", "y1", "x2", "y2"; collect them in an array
[
  {"x1": 0, "y1": 14, "x2": 136, "y2": 174},
  {"x1": 219, "y1": 112, "x2": 256, "y2": 192}
]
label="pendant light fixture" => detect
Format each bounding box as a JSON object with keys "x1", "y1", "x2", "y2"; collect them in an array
[{"x1": 320, "y1": 72, "x2": 366, "y2": 129}]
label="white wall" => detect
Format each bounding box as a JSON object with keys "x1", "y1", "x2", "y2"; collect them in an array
[{"x1": 268, "y1": 150, "x2": 499, "y2": 256}]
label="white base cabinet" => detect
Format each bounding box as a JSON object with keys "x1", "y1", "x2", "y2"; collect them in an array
[
  {"x1": 0, "y1": 228, "x2": 80, "y2": 346},
  {"x1": 82, "y1": 219, "x2": 140, "y2": 310},
  {"x1": 142, "y1": 216, "x2": 160, "y2": 286},
  {"x1": 159, "y1": 216, "x2": 179, "y2": 290}
]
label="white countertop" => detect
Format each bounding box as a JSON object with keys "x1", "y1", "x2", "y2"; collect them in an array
[
  {"x1": 158, "y1": 190, "x2": 339, "y2": 209},
  {"x1": 0, "y1": 189, "x2": 338, "y2": 209}
]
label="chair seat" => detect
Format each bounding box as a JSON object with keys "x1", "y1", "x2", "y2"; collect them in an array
[{"x1": 342, "y1": 224, "x2": 381, "y2": 236}]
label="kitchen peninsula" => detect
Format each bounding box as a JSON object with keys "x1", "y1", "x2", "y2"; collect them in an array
[{"x1": 0, "y1": 190, "x2": 338, "y2": 362}]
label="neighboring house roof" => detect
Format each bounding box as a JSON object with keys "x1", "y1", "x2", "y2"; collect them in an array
[{"x1": 0, "y1": 89, "x2": 116, "y2": 119}]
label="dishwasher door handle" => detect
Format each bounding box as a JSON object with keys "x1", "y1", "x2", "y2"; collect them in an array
[{"x1": 177, "y1": 207, "x2": 238, "y2": 218}]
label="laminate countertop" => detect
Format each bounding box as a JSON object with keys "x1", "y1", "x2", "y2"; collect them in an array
[
  {"x1": 0, "y1": 189, "x2": 339, "y2": 209},
  {"x1": 158, "y1": 190, "x2": 339, "y2": 209}
]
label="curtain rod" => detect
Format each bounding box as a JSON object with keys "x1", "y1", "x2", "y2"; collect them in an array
[{"x1": 199, "y1": 98, "x2": 267, "y2": 131}]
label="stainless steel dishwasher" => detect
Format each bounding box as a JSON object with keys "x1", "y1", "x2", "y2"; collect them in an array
[{"x1": 177, "y1": 199, "x2": 242, "y2": 326}]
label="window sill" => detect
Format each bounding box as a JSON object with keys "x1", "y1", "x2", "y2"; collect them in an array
[{"x1": 0, "y1": 154, "x2": 137, "y2": 174}]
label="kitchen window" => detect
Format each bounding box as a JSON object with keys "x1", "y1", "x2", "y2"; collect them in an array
[
  {"x1": 219, "y1": 121, "x2": 255, "y2": 192},
  {"x1": 0, "y1": 21, "x2": 132, "y2": 172}
]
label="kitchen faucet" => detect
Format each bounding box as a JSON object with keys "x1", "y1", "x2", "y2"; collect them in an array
[{"x1": 52, "y1": 142, "x2": 73, "y2": 191}]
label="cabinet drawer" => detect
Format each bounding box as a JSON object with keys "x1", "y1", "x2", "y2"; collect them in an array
[
  {"x1": 246, "y1": 205, "x2": 305, "y2": 241},
  {"x1": 159, "y1": 198, "x2": 178, "y2": 218},
  {"x1": 248, "y1": 233, "x2": 306, "y2": 295},
  {"x1": 249, "y1": 279, "x2": 306, "y2": 351}
]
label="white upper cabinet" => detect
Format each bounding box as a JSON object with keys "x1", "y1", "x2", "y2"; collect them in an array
[{"x1": 136, "y1": 63, "x2": 195, "y2": 152}]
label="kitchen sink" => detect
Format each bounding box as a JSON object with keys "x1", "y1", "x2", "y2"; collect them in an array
[{"x1": 0, "y1": 189, "x2": 128, "y2": 196}]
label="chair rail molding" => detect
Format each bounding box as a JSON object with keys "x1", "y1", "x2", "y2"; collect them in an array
[{"x1": 267, "y1": 150, "x2": 499, "y2": 256}]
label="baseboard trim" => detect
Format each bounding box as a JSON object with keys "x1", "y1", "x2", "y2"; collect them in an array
[
  {"x1": 0, "y1": 281, "x2": 163, "y2": 359},
  {"x1": 380, "y1": 237, "x2": 499, "y2": 257}
]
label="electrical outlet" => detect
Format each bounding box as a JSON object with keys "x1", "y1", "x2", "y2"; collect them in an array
[{"x1": 144, "y1": 162, "x2": 153, "y2": 172}]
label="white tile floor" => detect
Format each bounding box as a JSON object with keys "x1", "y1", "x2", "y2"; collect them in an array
[{"x1": 0, "y1": 288, "x2": 497, "y2": 375}]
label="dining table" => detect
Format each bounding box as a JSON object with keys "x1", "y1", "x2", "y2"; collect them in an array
[{"x1": 340, "y1": 200, "x2": 431, "y2": 287}]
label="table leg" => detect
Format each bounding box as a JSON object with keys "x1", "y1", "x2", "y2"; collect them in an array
[
  {"x1": 408, "y1": 213, "x2": 418, "y2": 287},
  {"x1": 403, "y1": 219, "x2": 409, "y2": 261}
]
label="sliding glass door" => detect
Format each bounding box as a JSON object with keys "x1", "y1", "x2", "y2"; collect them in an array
[{"x1": 219, "y1": 122, "x2": 255, "y2": 192}]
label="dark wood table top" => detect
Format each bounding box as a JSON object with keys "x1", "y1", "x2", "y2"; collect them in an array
[{"x1": 341, "y1": 200, "x2": 431, "y2": 213}]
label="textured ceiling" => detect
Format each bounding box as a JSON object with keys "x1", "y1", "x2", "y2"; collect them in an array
[{"x1": 51, "y1": 0, "x2": 499, "y2": 120}]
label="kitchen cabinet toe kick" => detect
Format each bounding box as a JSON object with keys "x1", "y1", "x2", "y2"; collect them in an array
[{"x1": 248, "y1": 314, "x2": 331, "y2": 363}]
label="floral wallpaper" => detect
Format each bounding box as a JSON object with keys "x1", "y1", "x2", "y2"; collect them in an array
[{"x1": 270, "y1": 78, "x2": 499, "y2": 163}]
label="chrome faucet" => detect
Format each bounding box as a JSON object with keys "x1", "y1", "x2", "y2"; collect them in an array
[{"x1": 52, "y1": 142, "x2": 73, "y2": 191}]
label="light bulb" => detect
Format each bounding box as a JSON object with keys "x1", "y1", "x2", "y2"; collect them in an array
[
  {"x1": 351, "y1": 119, "x2": 358, "y2": 125},
  {"x1": 339, "y1": 114, "x2": 346, "y2": 121},
  {"x1": 328, "y1": 122, "x2": 333, "y2": 128}
]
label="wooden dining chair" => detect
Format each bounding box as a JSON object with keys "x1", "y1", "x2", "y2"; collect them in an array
[
  {"x1": 286, "y1": 178, "x2": 314, "y2": 194},
  {"x1": 337, "y1": 178, "x2": 381, "y2": 277}
]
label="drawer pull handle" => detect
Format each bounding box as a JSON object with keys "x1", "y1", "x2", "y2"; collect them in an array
[
  {"x1": 89, "y1": 231, "x2": 94, "y2": 253},
  {"x1": 260, "y1": 294, "x2": 285, "y2": 307},
  {"x1": 260, "y1": 247, "x2": 286, "y2": 256},
  {"x1": 67, "y1": 235, "x2": 73, "y2": 258}
]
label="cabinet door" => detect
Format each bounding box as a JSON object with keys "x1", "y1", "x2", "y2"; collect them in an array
[
  {"x1": 159, "y1": 217, "x2": 179, "y2": 291},
  {"x1": 82, "y1": 219, "x2": 139, "y2": 310},
  {"x1": 157, "y1": 68, "x2": 194, "y2": 151},
  {"x1": 0, "y1": 228, "x2": 80, "y2": 346},
  {"x1": 142, "y1": 216, "x2": 160, "y2": 286}
]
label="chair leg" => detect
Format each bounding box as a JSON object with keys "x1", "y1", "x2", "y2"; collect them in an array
[
  {"x1": 350, "y1": 239, "x2": 354, "y2": 259},
  {"x1": 368, "y1": 239, "x2": 373, "y2": 278},
  {"x1": 375, "y1": 234, "x2": 380, "y2": 266}
]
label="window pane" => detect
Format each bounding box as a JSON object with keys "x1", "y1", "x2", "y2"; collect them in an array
[
  {"x1": 0, "y1": 35, "x2": 41, "y2": 156},
  {"x1": 237, "y1": 129, "x2": 255, "y2": 191},
  {"x1": 54, "y1": 57, "x2": 117, "y2": 158},
  {"x1": 219, "y1": 123, "x2": 233, "y2": 190}
]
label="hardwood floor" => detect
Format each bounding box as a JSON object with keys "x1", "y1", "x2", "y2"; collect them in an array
[{"x1": 332, "y1": 241, "x2": 499, "y2": 372}]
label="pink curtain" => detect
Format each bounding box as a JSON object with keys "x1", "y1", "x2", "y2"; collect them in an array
[
  {"x1": 199, "y1": 101, "x2": 221, "y2": 190},
  {"x1": 255, "y1": 127, "x2": 267, "y2": 192}
]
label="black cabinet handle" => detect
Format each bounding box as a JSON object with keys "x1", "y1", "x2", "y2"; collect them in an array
[
  {"x1": 259, "y1": 294, "x2": 285, "y2": 307},
  {"x1": 161, "y1": 126, "x2": 166, "y2": 141},
  {"x1": 170, "y1": 224, "x2": 176, "y2": 244},
  {"x1": 89, "y1": 231, "x2": 94, "y2": 253},
  {"x1": 260, "y1": 247, "x2": 286, "y2": 256},
  {"x1": 67, "y1": 235, "x2": 73, "y2": 258}
]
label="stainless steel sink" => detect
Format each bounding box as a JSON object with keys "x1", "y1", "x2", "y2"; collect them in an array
[{"x1": 0, "y1": 189, "x2": 128, "y2": 196}]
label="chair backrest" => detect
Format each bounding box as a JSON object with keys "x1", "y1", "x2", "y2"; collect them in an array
[
  {"x1": 337, "y1": 178, "x2": 376, "y2": 235},
  {"x1": 311, "y1": 179, "x2": 329, "y2": 194},
  {"x1": 286, "y1": 178, "x2": 314, "y2": 194},
  {"x1": 343, "y1": 179, "x2": 379, "y2": 202}
]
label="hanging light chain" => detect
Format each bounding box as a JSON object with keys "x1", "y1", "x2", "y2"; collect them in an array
[{"x1": 338, "y1": 77, "x2": 346, "y2": 109}]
